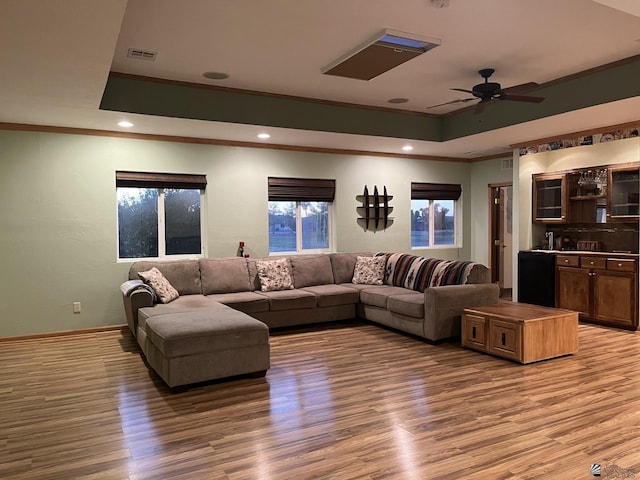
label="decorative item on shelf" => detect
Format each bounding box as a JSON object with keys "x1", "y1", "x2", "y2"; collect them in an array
[
  {"x1": 577, "y1": 240, "x2": 600, "y2": 252},
  {"x1": 238, "y1": 241, "x2": 245, "y2": 257},
  {"x1": 356, "y1": 185, "x2": 393, "y2": 231},
  {"x1": 577, "y1": 169, "x2": 607, "y2": 196}
]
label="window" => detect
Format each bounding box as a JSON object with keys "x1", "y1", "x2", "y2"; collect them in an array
[
  {"x1": 268, "y1": 177, "x2": 334, "y2": 254},
  {"x1": 411, "y1": 182, "x2": 461, "y2": 248},
  {"x1": 116, "y1": 172, "x2": 206, "y2": 259}
]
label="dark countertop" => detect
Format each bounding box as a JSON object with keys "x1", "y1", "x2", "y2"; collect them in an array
[{"x1": 525, "y1": 249, "x2": 639, "y2": 258}]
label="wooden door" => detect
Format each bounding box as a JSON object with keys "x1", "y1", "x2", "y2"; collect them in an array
[
  {"x1": 593, "y1": 270, "x2": 637, "y2": 327},
  {"x1": 556, "y1": 266, "x2": 591, "y2": 316}
]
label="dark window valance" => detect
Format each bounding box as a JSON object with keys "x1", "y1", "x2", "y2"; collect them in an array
[
  {"x1": 116, "y1": 171, "x2": 207, "y2": 190},
  {"x1": 268, "y1": 177, "x2": 335, "y2": 202},
  {"x1": 411, "y1": 182, "x2": 461, "y2": 201}
]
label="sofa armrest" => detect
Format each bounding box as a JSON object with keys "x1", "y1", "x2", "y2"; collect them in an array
[
  {"x1": 423, "y1": 283, "x2": 500, "y2": 342},
  {"x1": 121, "y1": 286, "x2": 154, "y2": 337}
]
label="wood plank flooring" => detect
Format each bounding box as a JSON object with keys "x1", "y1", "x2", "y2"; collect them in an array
[{"x1": 1, "y1": 320, "x2": 639, "y2": 479}]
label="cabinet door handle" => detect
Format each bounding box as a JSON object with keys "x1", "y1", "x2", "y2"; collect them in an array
[
  {"x1": 590, "y1": 261, "x2": 594, "y2": 265},
  {"x1": 618, "y1": 263, "x2": 623, "y2": 267},
  {"x1": 501, "y1": 333, "x2": 506, "y2": 346},
  {"x1": 472, "y1": 326, "x2": 476, "y2": 339}
]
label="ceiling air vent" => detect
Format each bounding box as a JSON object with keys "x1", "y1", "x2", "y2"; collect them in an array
[
  {"x1": 127, "y1": 48, "x2": 157, "y2": 61},
  {"x1": 322, "y1": 29, "x2": 440, "y2": 81}
]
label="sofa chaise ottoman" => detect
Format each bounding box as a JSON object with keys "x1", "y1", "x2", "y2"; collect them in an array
[{"x1": 122, "y1": 265, "x2": 271, "y2": 388}]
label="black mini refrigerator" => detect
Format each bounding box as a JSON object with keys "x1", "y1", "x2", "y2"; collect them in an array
[{"x1": 517, "y1": 251, "x2": 556, "y2": 307}]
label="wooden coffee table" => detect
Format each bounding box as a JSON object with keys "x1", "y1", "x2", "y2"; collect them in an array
[{"x1": 462, "y1": 302, "x2": 578, "y2": 363}]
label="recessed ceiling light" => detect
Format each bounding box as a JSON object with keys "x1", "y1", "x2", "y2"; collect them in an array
[
  {"x1": 388, "y1": 98, "x2": 409, "y2": 104},
  {"x1": 118, "y1": 121, "x2": 134, "y2": 128},
  {"x1": 257, "y1": 133, "x2": 271, "y2": 140},
  {"x1": 203, "y1": 71, "x2": 230, "y2": 80},
  {"x1": 402, "y1": 145, "x2": 414, "y2": 152}
]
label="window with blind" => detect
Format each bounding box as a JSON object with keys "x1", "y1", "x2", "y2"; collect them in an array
[
  {"x1": 410, "y1": 182, "x2": 461, "y2": 248},
  {"x1": 116, "y1": 171, "x2": 206, "y2": 259},
  {"x1": 268, "y1": 177, "x2": 335, "y2": 254}
]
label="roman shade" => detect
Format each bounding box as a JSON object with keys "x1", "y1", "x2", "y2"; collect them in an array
[
  {"x1": 116, "y1": 171, "x2": 207, "y2": 190},
  {"x1": 268, "y1": 177, "x2": 335, "y2": 202},
  {"x1": 411, "y1": 182, "x2": 461, "y2": 201}
]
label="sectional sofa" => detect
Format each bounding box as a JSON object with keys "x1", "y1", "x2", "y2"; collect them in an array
[{"x1": 121, "y1": 252, "x2": 499, "y2": 387}]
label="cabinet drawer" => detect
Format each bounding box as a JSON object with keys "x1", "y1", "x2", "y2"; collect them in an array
[
  {"x1": 556, "y1": 255, "x2": 579, "y2": 267},
  {"x1": 489, "y1": 320, "x2": 521, "y2": 361},
  {"x1": 606, "y1": 258, "x2": 637, "y2": 272},
  {"x1": 580, "y1": 256, "x2": 606, "y2": 270},
  {"x1": 462, "y1": 314, "x2": 486, "y2": 350}
]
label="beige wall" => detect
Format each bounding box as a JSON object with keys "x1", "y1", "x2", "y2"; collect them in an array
[{"x1": 1, "y1": 130, "x2": 503, "y2": 337}]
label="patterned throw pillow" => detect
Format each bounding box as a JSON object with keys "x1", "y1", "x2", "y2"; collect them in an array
[
  {"x1": 138, "y1": 267, "x2": 179, "y2": 304},
  {"x1": 256, "y1": 258, "x2": 295, "y2": 292},
  {"x1": 352, "y1": 255, "x2": 386, "y2": 285}
]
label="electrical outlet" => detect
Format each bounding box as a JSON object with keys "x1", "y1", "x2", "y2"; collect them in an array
[{"x1": 73, "y1": 302, "x2": 81, "y2": 314}]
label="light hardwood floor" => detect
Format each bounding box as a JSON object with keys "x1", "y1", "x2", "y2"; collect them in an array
[{"x1": 1, "y1": 320, "x2": 639, "y2": 480}]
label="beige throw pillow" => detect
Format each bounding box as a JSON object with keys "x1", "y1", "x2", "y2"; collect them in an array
[
  {"x1": 256, "y1": 258, "x2": 295, "y2": 292},
  {"x1": 138, "y1": 267, "x2": 179, "y2": 304},
  {"x1": 352, "y1": 255, "x2": 386, "y2": 285}
]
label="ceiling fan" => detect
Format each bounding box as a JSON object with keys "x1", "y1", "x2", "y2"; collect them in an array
[{"x1": 428, "y1": 68, "x2": 545, "y2": 113}]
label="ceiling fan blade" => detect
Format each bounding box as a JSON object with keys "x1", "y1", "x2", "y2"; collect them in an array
[
  {"x1": 426, "y1": 98, "x2": 476, "y2": 109},
  {"x1": 500, "y1": 93, "x2": 545, "y2": 103},
  {"x1": 501, "y1": 82, "x2": 539, "y2": 94},
  {"x1": 451, "y1": 88, "x2": 475, "y2": 94},
  {"x1": 473, "y1": 98, "x2": 493, "y2": 114}
]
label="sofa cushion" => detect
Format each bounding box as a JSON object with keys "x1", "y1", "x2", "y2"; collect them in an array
[
  {"x1": 138, "y1": 296, "x2": 227, "y2": 331},
  {"x1": 352, "y1": 255, "x2": 386, "y2": 285},
  {"x1": 338, "y1": 283, "x2": 375, "y2": 292},
  {"x1": 290, "y1": 255, "x2": 334, "y2": 288},
  {"x1": 206, "y1": 292, "x2": 270, "y2": 314},
  {"x1": 129, "y1": 260, "x2": 202, "y2": 295},
  {"x1": 138, "y1": 267, "x2": 179, "y2": 304},
  {"x1": 200, "y1": 257, "x2": 252, "y2": 294},
  {"x1": 145, "y1": 308, "x2": 269, "y2": 358},
  {"x1": 388, "y1": 293, "x2": 425, "y2": 318},
  {"x1": 360, "y1": 286, "x2": 413, "y2": 309},
  {"x1": 256, "y1": 289, "x2": 316, "y2": 311},
  {"x1": 301, "y1": 284, "x2": 360, "y2": 307},
  {"x1": 330, "y1": 252, "x2": 372, "y2": 284}
]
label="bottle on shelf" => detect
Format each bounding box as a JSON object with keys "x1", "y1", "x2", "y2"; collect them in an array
[{"x1": 238, "y1": 241, "x2": 245, "y2": 257}]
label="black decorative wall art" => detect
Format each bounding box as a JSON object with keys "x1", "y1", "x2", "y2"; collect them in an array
[{"x1": 356, "y1": 185, "x2": 393, "y2": 231}]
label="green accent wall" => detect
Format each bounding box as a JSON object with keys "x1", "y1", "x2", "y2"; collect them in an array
[
  {"x1": 101, "y1": 75, "x2": 443, "y2": 141},
  {"x1": 101, "y1": 56, "x2": 640, "y2": 143},
  {"x1": 442, "y1": 57, "x2": 640, "y2": 140}
]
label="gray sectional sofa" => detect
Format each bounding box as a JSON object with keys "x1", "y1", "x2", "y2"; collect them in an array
[{"x1": 121, "y1": 252, "x2": 499, "y2": 387}]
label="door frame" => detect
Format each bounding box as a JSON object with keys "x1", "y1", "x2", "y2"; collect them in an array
[{"x1": 488, "y1": 182, "x2": 513, "y2": 296}]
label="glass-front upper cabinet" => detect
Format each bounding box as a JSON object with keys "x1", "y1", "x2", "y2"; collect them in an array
[
  {"x1": 608, "y1": 163, "x2": 640, "y2": 222},
  {"x1": 533, "y1": 173, "x2": 567, "y2": 223}
]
